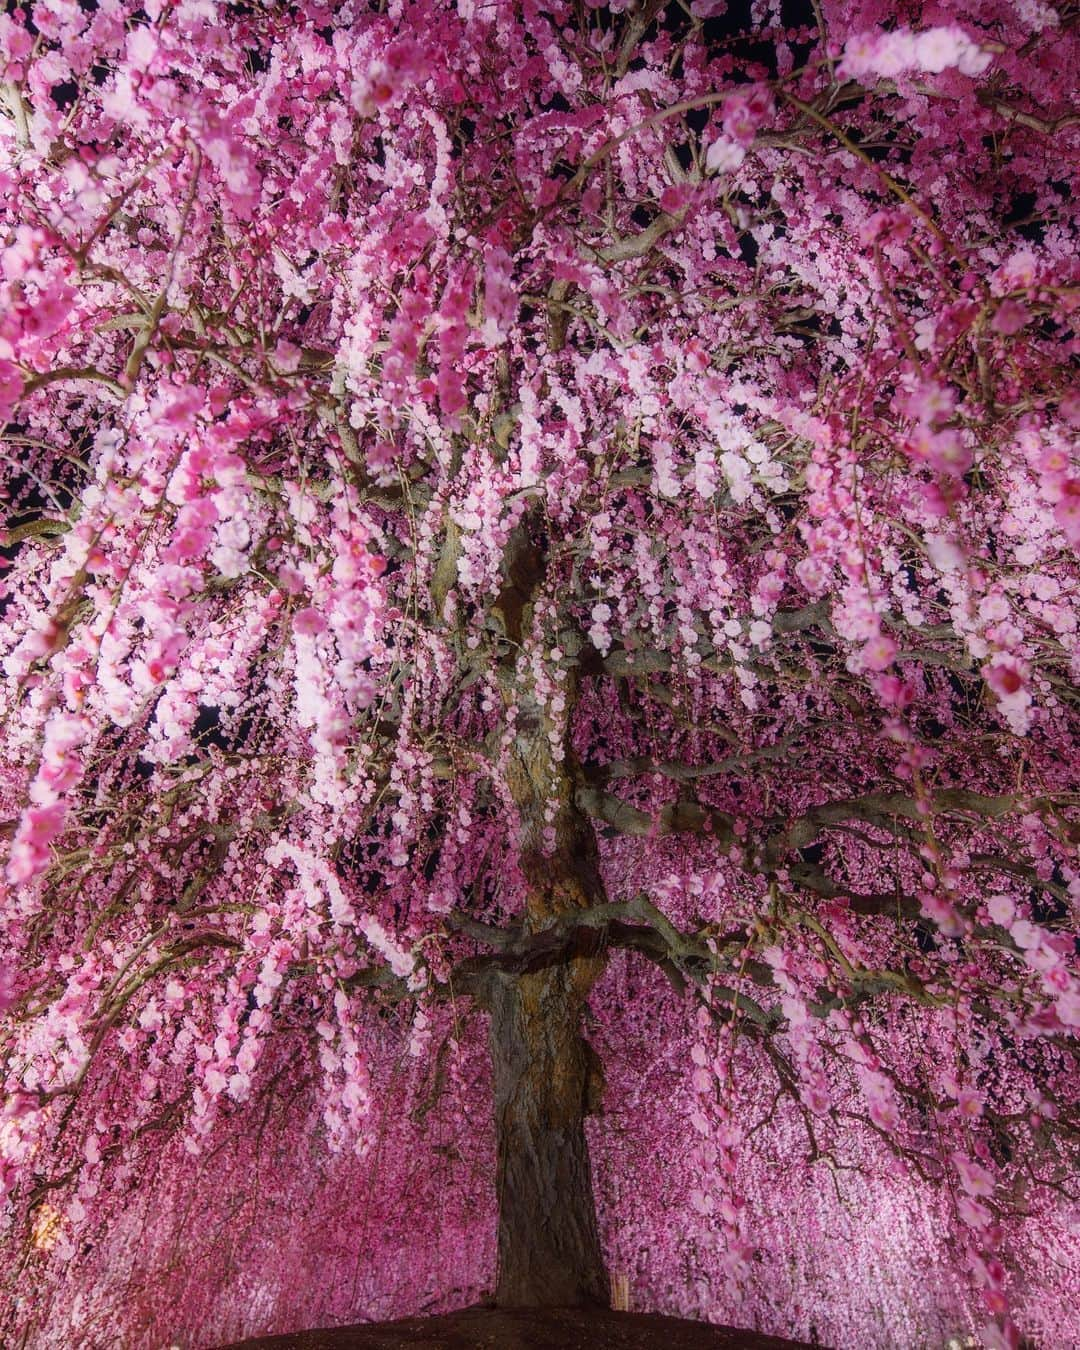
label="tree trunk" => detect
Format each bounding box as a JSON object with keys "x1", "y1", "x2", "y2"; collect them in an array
[
  {"x1": 489, "y1": 962, "x2": 608, "y2": 1307},
  {"x1": 484, "y1": 641, "x2": 610, "y2": 1306}
]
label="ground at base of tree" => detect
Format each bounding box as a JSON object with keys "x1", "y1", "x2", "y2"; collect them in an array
[{"x1": 225, "y1": 1305, "x2": 819, "y2": 1350}]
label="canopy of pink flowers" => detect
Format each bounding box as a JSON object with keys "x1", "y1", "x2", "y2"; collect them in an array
[{"x1": 0, "y1": 2, "x2": 1077, "y2": 1347}]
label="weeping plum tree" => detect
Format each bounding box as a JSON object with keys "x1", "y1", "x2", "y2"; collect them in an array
[{"x1": 1, "y1": 1, "x2": 1079, "y2": 1346}]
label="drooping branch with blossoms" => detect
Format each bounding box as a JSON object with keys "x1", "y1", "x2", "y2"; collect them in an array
[{"x1": 0, "y1": 1, "x2": 1078, "y2": 1347}]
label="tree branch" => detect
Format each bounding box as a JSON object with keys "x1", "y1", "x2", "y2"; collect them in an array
[{"x1": 575, "y1": 786, "x2": 736, "y2": 845}]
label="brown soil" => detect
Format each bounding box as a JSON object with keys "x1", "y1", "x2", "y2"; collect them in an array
[{"x1": 225, "y1": 1305, "x2": 820, "y2": 1350}]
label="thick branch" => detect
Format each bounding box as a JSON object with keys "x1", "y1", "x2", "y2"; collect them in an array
[
  {"x1": 575, "y1": 786, "x2": 736, "y2": 845},
  {"x1": 762, "y1": 789, "x2": 1059, "y2": 867}
]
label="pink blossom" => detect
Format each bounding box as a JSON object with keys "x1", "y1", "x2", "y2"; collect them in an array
[
  {"x1": 705, "y1": 136, "x2": 745, "y2": 175},
  {"x1": 983, "y1": 659, "x2": 1027, "y2": 700},
  {"x1": 7, "y1": 801, "x2": 67, "y2": 884},
  {"x1": 916, "y1": 28, "x2": 969, "y2": 74},
  {"x1": 860, "y1": 634, "x2": 897, "y2": 671},
  {"x1": 957, "y1": 1194, "x2": 992, "y2": 1229},
  {"x1": 957, "y1": 1089, "x2": 985, "y2": 1119},
  {"x1": 952, "y1": 1152, "x2": 995, "y2": 1198},
  {"x1": 293, "y1": 608, "x2": 327, "y2": 637},
  {"x1": 991, "y1": 301, "x2": 1029, "y2": 336},
  {"x1": 158, "y1": 387, "x2": 204, "y2": 431},
  {"x1": 204, "y1": 1067, "x2": 228, "y2": 1096},
  {"x1": 1056, "y1": 989, "x2": 1080, "y2": 1027},
  {"x1": 873, "y1": 675, "x2": 914, "y2": 708},
  {"x1": 1009, "y1": 919, "x2": 1042, "y2": 950},
  {"x1": 987, "y1": 894, "x2": 1015, "y2": 926},
  {"x1": 842, "y1": 26, "x2": 991, "y2": 80},
  {"x1": 0, "y1": 360, "x2": 22, "y2": 418},
  {"x1": 1054, "y1": 479, "x2": 1080, "y2": 545}
]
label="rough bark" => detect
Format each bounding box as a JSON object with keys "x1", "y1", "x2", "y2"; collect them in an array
[
  {"x1": 476, "y1": 518, "x2": 611, "y2": 1307},
  {"x1": 489, "y1": 962, "x2": 608, "y2": 1307},
  {"x1": 487, "y1": 712, "x2": 610, "y2": 1308}
]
